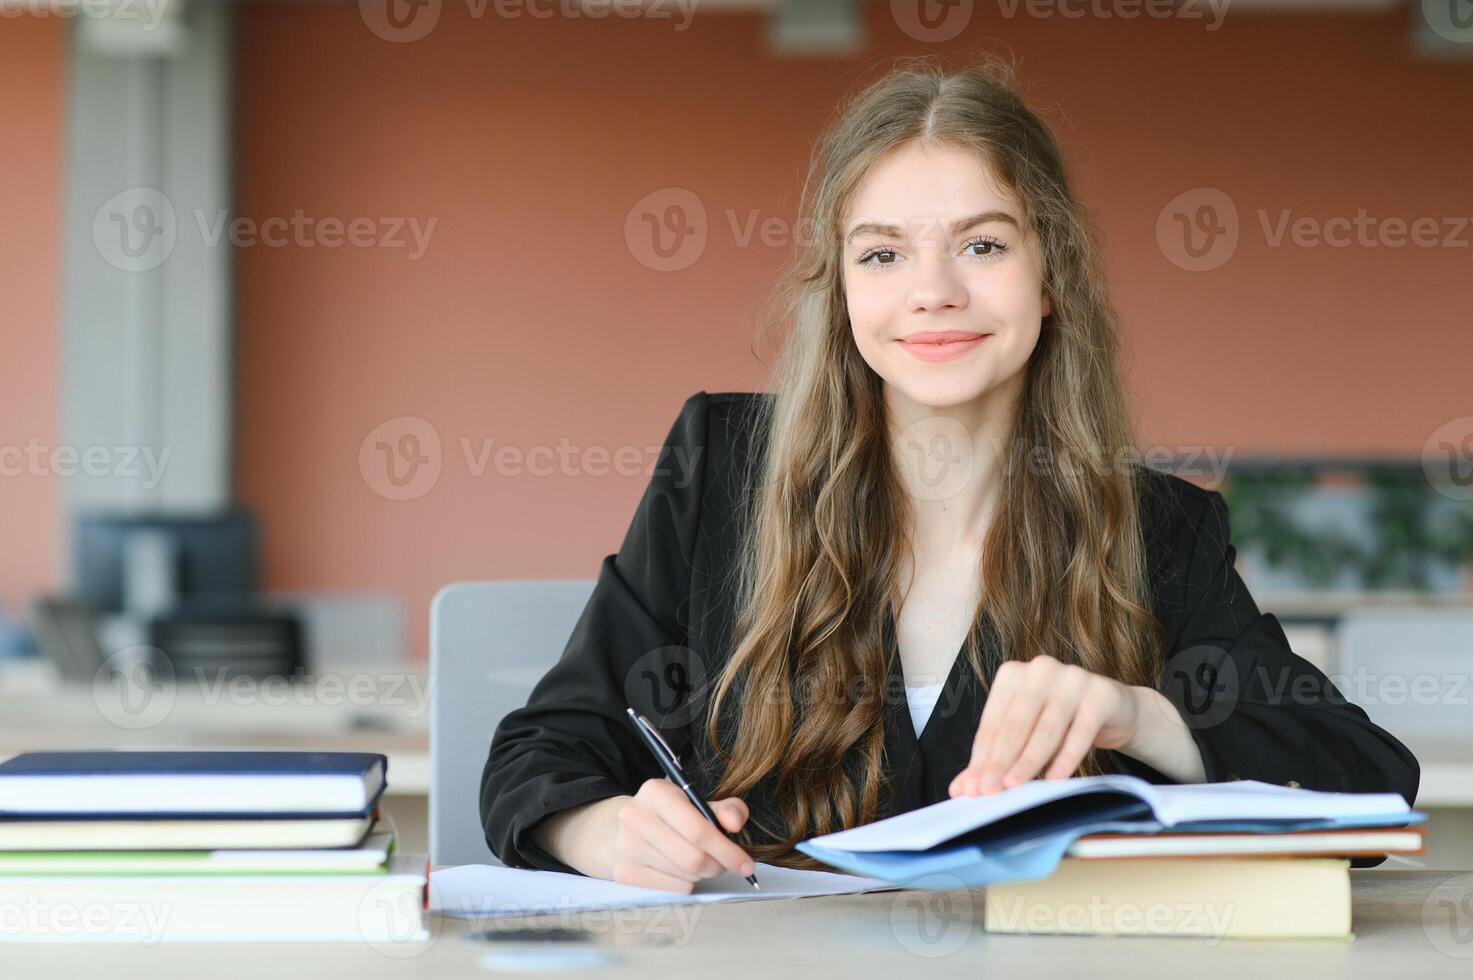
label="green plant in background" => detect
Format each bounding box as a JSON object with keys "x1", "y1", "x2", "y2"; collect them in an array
[
  {"x1": 1361, "y1": 467, "x2": 1473, "y2": 590},
  {"x1": 1219, "y1": 464, "x2": 1473, "y2": 592}
]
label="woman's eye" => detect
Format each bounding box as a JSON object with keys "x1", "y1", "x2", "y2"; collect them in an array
[
  {"x1": 855, "y1": 238, "x2": 1008, "y2": 268},
  {"x1": 965, "y1": 238, "x2": 1007, "y2": 258},
  {"x1": 857, "y1": 247, "x2": 897, "y2": 267}
]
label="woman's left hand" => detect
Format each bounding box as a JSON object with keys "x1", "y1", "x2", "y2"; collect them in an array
[{"x1": 948, "y1": 654, "x2": 1147, "y2": 796}]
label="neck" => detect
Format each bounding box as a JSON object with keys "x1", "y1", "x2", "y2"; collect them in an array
[{"x1": 885, "y1": 373, "x2": 1021, "y2": 555}]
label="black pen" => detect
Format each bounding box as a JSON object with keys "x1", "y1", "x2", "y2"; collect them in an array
[{"x1": 625, "y1": 707, "x2": 760, "y2": 890}]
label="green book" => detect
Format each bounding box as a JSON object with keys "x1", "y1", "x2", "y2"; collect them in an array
[{"x1": 0, "y1": 832, "x2": 393, "y2": 876}]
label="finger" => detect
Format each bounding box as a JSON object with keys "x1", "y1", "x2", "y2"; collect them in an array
[
  {"x1": 711, "y1": 798, "x2": 749, "y2": 834},
  {"x1": 612, "y1": 861, "x2": 697, "y2": 894},
  {"x1": 659, "y1": 796, "x2": 757, "y2": 876},
  {"x1": 1042, "y1": 700, "x2": 1106, "y2": 780},
  {"x1": 976, "y1": 671, "x2": 1055, "y2": 792},
  {"x1": 1002, "y1": 679, "x2": 1085, "y2": 788},
  {"x1": 640, "y1": 781, "x2": 754, "y2": 874},
  {"x1": 951, "y1": 665, "x2": 1022, "y2": 796},
  {"x1": 632, "y1": 813, "x2": 726, "y2": 881}
]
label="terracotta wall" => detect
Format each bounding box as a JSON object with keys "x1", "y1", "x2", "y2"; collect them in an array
[
  {"x1": 0, "y1": 16, "x2": 64, "y2": 622},
  {"x1": 107, "y1": 4, "x2": 1473, "y2": 656}
]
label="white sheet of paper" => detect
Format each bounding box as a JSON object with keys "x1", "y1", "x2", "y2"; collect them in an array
[{"x1": 429, "y1": 861, "x2": 897, "y2": 919}]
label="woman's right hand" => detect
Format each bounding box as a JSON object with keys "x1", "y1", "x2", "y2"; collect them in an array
[{"x1": 607, "y1": 779, "x2": 755, "y2": 892}]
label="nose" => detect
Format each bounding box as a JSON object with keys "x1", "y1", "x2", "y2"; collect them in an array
[{"x1": 905, "y1": 252, "x2": 968, "y2": 314}]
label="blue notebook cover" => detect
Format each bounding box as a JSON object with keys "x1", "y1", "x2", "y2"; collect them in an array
[
  {"x1": 0, "y1": 751, "x2": 385, "y2": 778},
  {"x1": 0, "y1": 751, "x2": 388, "y2": 819},
  {"x1": 794, "y1": 777, "x2": 1423, "y2": 888}
]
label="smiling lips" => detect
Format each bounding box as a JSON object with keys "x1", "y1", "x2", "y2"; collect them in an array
[{"x1": 896, "y1": 331, "x2": 991, "y2": 363}]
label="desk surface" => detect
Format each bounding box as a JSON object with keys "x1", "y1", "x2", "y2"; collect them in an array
[{"x1": 3, "y1": 871, "x2": 1471, "y2": 977}]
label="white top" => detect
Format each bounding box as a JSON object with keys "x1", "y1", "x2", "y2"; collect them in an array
[{"x1": 904, "y1": 680, "x2": 946, "y2": 737}]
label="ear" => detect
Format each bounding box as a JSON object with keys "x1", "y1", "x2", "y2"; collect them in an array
[{"x1": 1041, "y1": 290, "x2": 1053, "y2": 321}]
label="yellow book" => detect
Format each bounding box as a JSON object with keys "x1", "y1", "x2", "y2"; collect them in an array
[{"x1": 983, "y1": 857, "x2": 1351, "y2": 939}]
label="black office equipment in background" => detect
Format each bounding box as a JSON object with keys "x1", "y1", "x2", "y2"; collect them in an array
[
  {"x1": 73, "y1": 511, "x2": 260, "y2": 615},
  {"x1": 39, "y1": 510, "x2": 304, "y2": 683}
]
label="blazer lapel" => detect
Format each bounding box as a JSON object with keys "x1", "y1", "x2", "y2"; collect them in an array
[
  {"x1": 877, "y1": 609, "x2": 924, "y2": 818},
  {"x1": 881, "y1": 607, "x2": 994, "y2": 811},
  {"x1": 916, "y1": 648, "x2": 985, "y2": 803}
]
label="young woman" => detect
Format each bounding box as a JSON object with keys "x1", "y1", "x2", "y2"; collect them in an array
[{"x1": 480, "y1": 58, "x2": 1419, "y2": 893}]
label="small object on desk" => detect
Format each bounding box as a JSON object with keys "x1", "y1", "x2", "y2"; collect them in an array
[
  {"x1": 625, "y1": 707, "x2": 759, "y2": 890},
  {"x1": 478, "y1": 947, "x2": 617, "y2": 971},
  {"x1": 464, "y1": 925, "x2": 592, "y2": 943}
]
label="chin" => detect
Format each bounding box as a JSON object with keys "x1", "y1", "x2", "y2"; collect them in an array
[{"x1": 889, "y1": 374, "x2": 994, "y2": 409}]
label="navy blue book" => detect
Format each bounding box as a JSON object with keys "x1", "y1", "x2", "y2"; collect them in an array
[{"x1": 0, "y1": 751, "x2": 387, "y2": 818}]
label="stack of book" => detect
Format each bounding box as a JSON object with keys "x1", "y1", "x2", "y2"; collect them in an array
[
  {"x1": 0, "y1": 750, "x2": 427, "y2": 943},
  {"x1": 797, "y1": 775, "x2": 1424, "y2": 939}
]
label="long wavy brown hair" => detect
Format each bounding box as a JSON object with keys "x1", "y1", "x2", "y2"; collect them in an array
[{"x1": 701, "y1": 54, "x2": 1167, "y2": 868}]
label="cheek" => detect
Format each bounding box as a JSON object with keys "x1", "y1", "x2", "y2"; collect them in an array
[{"x1": 844, "y1": 284, "x2": 887, "y2": 347}]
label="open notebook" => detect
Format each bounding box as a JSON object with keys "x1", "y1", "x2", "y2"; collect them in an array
[{"x1": 794, "y1": 775, "x2": 1421, "y2": 887}]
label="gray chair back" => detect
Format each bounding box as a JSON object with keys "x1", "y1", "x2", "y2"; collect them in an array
[
  {"x1": 428, "y1": 579, "x2": 595, "y2": 866},
  {"x1": 1334, "y1": 607, "x2": 1473, "y2": 740}
]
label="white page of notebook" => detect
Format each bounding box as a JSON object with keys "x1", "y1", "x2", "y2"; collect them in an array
[
  {"x1": 804, "y1": 776, "x2": 1412, "y2": 853},
  {"x1": 1145, "y1": 780, "x2": 1410, "y2": 826},
  {"x1": 429, "y1": 862, "x2": 896, "y2": 919}
]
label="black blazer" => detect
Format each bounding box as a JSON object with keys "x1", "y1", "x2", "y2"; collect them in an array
[{"x1": 481, "y1": 391, "x2": 1420, "y2": 873}]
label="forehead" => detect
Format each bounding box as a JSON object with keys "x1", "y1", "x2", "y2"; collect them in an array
[{"x1": 844, "y1": 141, "x2": 1020, "y2": 230}]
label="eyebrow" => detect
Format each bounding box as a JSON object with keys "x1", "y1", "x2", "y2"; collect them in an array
[{"x1": 844, "y1": 210, "x2": 1019, "y2": 246}]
